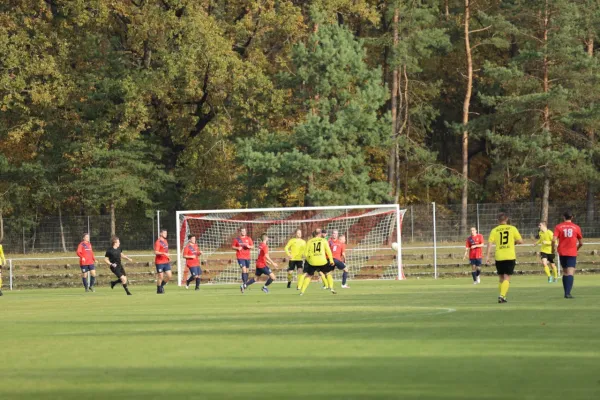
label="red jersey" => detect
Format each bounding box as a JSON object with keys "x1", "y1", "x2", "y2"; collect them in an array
[
  {"x1": 232, "y1": 236, "x2": 253, "y2": 259},
  {"x1": 553, "y1": 222, "x2": 582, "y2": 257},
  {"x1": 256, "y1": 242, "x2": 268, "y2": 268},
  {"x1": 465, "y1": 234, "x2": 484, "y2": 259},
  {"x1": 329, "y1": 239, "x2": 345, "y2": 261},
  {"x1": 154, "y1": 238, "x2": 170, "y2": 264},
  {"x1": 76, "y1": 241, "x2": 96, "y2": 266},
  {"x1": 183, "y1": 243, "x2": 201, "y2": 268}
]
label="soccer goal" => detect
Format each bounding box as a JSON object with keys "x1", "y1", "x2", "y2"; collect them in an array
[{"x1": 176, "y1": 205, "x2": 406, "y2": 285}]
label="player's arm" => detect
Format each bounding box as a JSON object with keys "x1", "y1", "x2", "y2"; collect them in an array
[
  {"x1": 0, "y1": 245, "x2": 5, "y2": 265},
  {"x1": 231, "y1": 239, "x2": 241, "y2": 251},
  {"x1": 182, "y1": 247, "x2": 193, "y2": 259},
  {"x1": 463, "y1": 239, "x2": 470, "y2": 260},
  {"x1": 341, "y1": 247, "x2": 346, "y2": 263},
  {"x1": 577, "y1": 229, "x2": 584, "y2": 250},
  {"x1": 284, "y1": 240, "x2": 293, "y2": 257},
  {"x1": 514, "y1": 231, "x2": 524, "y2": 245},
  {"x1": 76, "y1": 243, "x2": 86, "y2": 263},
  {"x1": 122, "y1": 253, "x2": 133, "y2": 262},
  {"x1": 246, "y1": 238, "x2": 254, "y2": 249},
  {"x1": 264, "y1": 250, "x2": 278, "y2": 268},
  {"x1": 485, "y1": 233, "x2": 494, "y2": 265},
  {"x1": 104, "y1": 256, "x2": 112, "y2": 266},
  {"x1": 324, "y1": 240, "x2": 334, "y2": 265},
  {"x1": 154, "y1": 242, "x2": 169, "y2": 256}
]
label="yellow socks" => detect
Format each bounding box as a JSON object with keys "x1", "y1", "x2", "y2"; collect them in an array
[
  {"x1": 500, "y1": 280, "x2": 510, "y2": 298},
  {"x1": 319, "y1": 272, "x2": 329, "y2": 288},
  {"x1": 297, "y1": 274, "x2": 305, "y2": 290},
  {"x1": 301, "y1": 275, "x2": 311, "y2": 294},
  {"x1": 551, "y1": 265, "x2": 558, "y2": 279},
  {"x1": 327, "y1": 273, "x2": 334, "y2": 291},
  {"x1": 287, "y1": 271, "x2": 293, "y2": 283},
  {"x1": 543, "y1": 265, "x2": 551, "y2": 277}
]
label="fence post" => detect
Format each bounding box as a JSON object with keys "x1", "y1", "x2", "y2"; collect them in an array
[
  {"x1": 9, "y1": 258, "x2": 13, "y2": 290},
  {"x1": 476, "y1": 203, "x2": 480, "y2": 233},
  {"x1": 410, "y1": 205, "x2": 414, "y2": 243},
  {"x1": 432, "y1": 202, "x2": 437, "y2": 279},
  {"x1": 22, "y1": 226, "x2": 26, "y2": 254},
  {"x1": 157, "y1": 210, "x2": 161, "y2": 236}
]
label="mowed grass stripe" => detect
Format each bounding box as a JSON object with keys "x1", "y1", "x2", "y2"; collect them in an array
[{"x1": 1, "y1": 277, "x2": 600, "y2": 400}]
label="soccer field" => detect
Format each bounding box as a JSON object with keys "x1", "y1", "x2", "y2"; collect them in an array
[{"x1": 1, "y1": 277, "x2": 600, "y2": 400}]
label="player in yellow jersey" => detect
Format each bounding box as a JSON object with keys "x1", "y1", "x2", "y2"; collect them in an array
[
  {"x1": 485, "y1": 213, "x2": 523, "y2": 303},
  {"x1": 536, "y1": 221, "x2": 557, "y2": 283},
  {"x1": 300, "y1": 230, "x2": 336, "y2": 295},
  {"x1": 285, "y1": 229, "x2": 306, "y2": 289},
  {"x1": 0, "y1": 241, "x2": 5, "y2": 296}
]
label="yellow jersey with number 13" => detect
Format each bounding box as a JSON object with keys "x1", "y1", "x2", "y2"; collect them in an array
[{"x1": 488, "y1": 224, "x2": 522, "y2": 261}]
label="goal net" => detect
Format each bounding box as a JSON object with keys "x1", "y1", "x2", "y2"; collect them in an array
[{"x1": 176, "y1": 205, "x2": 406, "y2": 286}]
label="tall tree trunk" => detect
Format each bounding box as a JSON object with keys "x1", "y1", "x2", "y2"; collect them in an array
[
  {"x1": 58, "y1": 204, "x2": 67, "y2": 253},
  {"x1": 460, "y1": 0, "x2": 473, "y2": 235},
  {"x1": 540, "y1": 0, "x2": 550, "y2": 223},
  {"x1": 388, "y1": 7, "x2": 399, "y2": 199},
  {"x1": 110, "y1": 201, "x2": 116, "y2": 237},
  {"x1": 586, "y1": 37, "x2": 595, "y2": 224},
  {"x1": 445, "y1": 0, "x2": 450, "y2": 20}
]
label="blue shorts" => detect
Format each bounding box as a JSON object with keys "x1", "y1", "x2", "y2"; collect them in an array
[
  {"x1": 256, "y1": 266, "x2": 272, "y2": 276},
  {"x1": 333, "y1": 259, "x2": 347, "y2": 270},
  {"x1": 238, "y1": 259, "x2": 251, "y2": 269},
  {"x1": 80, "y1": 265, "x2": 95, "y2": 273},
  {"x1": 188, "y1": 267, "x2": 202, "y2": 277},
  {"x1": 156, "y1": 263, "x2": 172, "y2": 273},
  {"x1": 470, "y1": 258, "x2": 482, "y2": 267},
  {"x1": 559, "y1": 256, "x2": 577, "y2": 268}
]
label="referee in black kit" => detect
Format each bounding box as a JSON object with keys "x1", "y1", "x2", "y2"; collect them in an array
[{"x1": 105, "y1": 236, "x2": 133, "y2": 295}]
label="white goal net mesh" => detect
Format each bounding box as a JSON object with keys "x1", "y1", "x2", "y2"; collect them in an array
[{"x1": 176, "y1": 206, "x2": 405, "y2": 285}]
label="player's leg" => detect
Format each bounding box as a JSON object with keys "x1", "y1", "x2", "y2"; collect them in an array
[
  {"x1": 195, "y1": 268, "x2": 202, "y2": 290},
  {"x1": 156, "y1": 269, "x2": 164, "y2": 294},
  {"x1": 335, "y1": 260, "x2": 350, "y2": 288},
  {"x1": 262, "y1": 269, "x2": 275, "y2": 293},
  {"x1": 471, "y1": 262, "x2": 478, "y2": 283},
  {"x1": 541, "y1": 255, "x2": 552, "y2": 282},
  {"x1": 186, "y1": 268, "x2": 195, "y2": 288},
  {"x1": 240, "y1": 260, "x2": 249, "y2": 286},
  {"x1": 287, "y1": 261, "x2": 294, "y2": 289},
  {"x1": 89, "y1": 267, "x2": 96, "y2": 291},
  {"x1": 80, "y1": 267, "x2": 89, "y2": 291},
  {"x1": 561, "y1": 256, "x2": 576, "y2": 298},
  {"x1": 300, "y1": 265, "x2": 315, "y2": 295},
  {"x1": 246, "y1": 269, "x2": 261, "y2": 288},
  {"x1": 474, "y1": 259, "x2": 481, "y2": 283},
  {"x1": 119, "y1": 273, "x2": 132, "y2": 295},
  {"x1": 319, "y1": 271, "x2": 329, "y2": 289},
  {"x1": 496, "y1": 261, "x2": 514, "y2": 302},
  {"x1": 550, "y1": 262, "x2": 558, "y2": 281},
  {"x1": 161, "y1": 267, "x2": 172, "y2": 292},
  {"x1": 297, "y1": 266, "x2": 304, "y2": 290}
]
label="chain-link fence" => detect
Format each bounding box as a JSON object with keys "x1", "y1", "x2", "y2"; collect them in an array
[
  {"x1": 1, "y1": 210, "x2": 177, "y2": 254},
  {"x1": 1, "y1": 202, "x2": 599, "y2": 255},
  {"x1": 404, "y1": 201, "x2": 600, "y2": 243}
]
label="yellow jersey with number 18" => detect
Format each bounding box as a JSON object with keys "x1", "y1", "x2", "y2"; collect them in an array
[
  {"x1": 304, "y1": 237, "x2": 333, "y2": 266},
  {"x1": 488, "y1": 224, "x2": 522, "y2": 261}
]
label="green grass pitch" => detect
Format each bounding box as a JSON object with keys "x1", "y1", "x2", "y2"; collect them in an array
[{"x1": 1, "y1": 277, "x2": 600, "y2": 400}]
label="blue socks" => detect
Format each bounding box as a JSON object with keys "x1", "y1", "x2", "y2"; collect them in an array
[
  {"x1": 90, "y1": 276, "x2": 95, "y2": 288},
  {"x1": 472, "y1": 272, "x2": 477, "y2": 281},
  {"x1": 246, "y1": 278, "x2": 255, "y2": 287},
  {"x1": 242, "y1": 272, "x2": 248, "y2": 284},
  {"x1": 562, "y1": 275, "x2": 574, "y2": 295},
  {"x1": 265, "y1": 277, "x2": 273, "y2": 286},
  {"x1": 342, "y1": 271, "x2": 348, "y2": 285},
  {"x1": 476, "y1": 269, "x2": 481, "y2": 277},
  {"x1": 82, "y1": 277, "x2": 87, "y2": 288},
  {"x1": 195, "y1": 278, "x2": 201, "y2": 289}
]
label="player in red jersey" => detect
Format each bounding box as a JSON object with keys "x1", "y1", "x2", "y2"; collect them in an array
[
  {"x1": 329, "y1": 230, "x2": 350, "y2": 288},
  {"x1": 553, "y1": 211, "x2": 583, "y2": 299},
  {"x1": 76, "y1": 233, "x2": 97, "y2": 292},
  {"x1": 232, "y1": 228, "x2": 254, "y2": 289},
  {"x1": 183, "y1": 234, "x2": 203, "y2": 291},
  {"x1": 241, "y1": 233, "x2": 277, "y2": 294},
  {"x1": 463, "y1": 227, "x2": 485, "y2": 284},
  {"x1": 154, "y1": 228, "x2": 172, "y2": 294}
]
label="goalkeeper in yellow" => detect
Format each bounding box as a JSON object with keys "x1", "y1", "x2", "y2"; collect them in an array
[
  {"x1": 285, "y1": 229, "x2": 306, "y2": 289},
  {"x1": 0, "y1": 241, "x2": 5, "y2": 296},
  {"x1": 536, "y1": 221, "x2": 557, "y2": 283},
  {"x1": 300, "y1": 229, "x2": 336, "y2": 295}
]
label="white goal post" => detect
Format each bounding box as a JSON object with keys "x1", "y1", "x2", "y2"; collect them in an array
[{"x1": 176, "y1": 205, "x2": 406, "y2": 286}]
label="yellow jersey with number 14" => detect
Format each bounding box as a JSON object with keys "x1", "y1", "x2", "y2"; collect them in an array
[
  {"x1": 304, "y1": 237, "x2": 333, "y2": 266},
  {"x1": 488, "y1": 224, "x2": 522, "y2": 261},
  {"x1": 284, "y1": 238, "x2": 306, "y2": 261}
]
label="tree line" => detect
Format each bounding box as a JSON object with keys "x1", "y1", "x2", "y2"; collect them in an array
[{"x1": 1, "y1": 0, "x2": 599, "y2": 238}]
